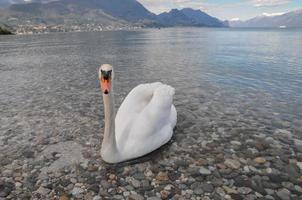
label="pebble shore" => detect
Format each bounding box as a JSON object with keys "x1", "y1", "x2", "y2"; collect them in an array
[{"x1": 1, "y1": 123, "x2": 302, "y2": 200}]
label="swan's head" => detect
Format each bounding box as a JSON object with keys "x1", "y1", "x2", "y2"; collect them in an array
[{"x1": 99, "y1": 64, "x2": 114, "y2": 95}]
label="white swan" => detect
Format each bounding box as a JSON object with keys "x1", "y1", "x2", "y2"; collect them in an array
[{"x1": 98, "y1": 64, "x2": 177, "y2": 163}]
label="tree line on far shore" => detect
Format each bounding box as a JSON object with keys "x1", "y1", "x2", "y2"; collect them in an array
[{"x1": 0, "y1": 26, "x2": 13, "y2": 35}]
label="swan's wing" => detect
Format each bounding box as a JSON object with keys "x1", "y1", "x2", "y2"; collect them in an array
[
  {"x1": 124, "y1": 84, "x2": 176, "y2": 140},
  {"x1": 118, "y1": 84, "x2": 177, "y2": 157},
  {"x1": 130, "y1": 84, "x2": 176, "y2": 139},
  {"x1": 115, "y1": 82, "x2": 163, "y2": 143}
]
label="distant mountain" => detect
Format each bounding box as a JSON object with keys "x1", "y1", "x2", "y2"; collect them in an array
[
  {"x1": 181, "y1": 8, "x2": 227, "y2": 27},
  {"x1": 230, "y1": 9, "x2": 302, "y2": 28},
  {"x1": 89, "y1": 0, "x2": 156, "y2": 22},
  {"x1": 0, "y1": 0, "x2": 228, "y2": 34},
  {"x1": 157, "y1": 9, "x2": 193, "y2": 26},
  {"x1": 157, "y1": 8, "x2": 227, "y2": 27},
  {"x1": 2, "y1": 0, "x2": 128, "y2": 27},
  {"x1": 8, "y1": 0, "x2": 155, "y2": 22},
  {"x1": 0, "y1": 1, "x2": 9, "y2": 7}
]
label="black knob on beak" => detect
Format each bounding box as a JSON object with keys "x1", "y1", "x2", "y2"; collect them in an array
[{"x1": 101, "y1": 70, "x2": 112, "y2": 80}]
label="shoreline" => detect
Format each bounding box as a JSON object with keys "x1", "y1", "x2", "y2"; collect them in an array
[{"x1": 2, "y1": 26, "x2": 302, "y2": 36}]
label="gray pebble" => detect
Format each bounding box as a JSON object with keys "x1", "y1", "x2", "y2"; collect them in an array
[
  {"x1": 199, "y1": 167, "x2": 211, "y2": 175},
  {"x1": 276, "y1": 188, "x2": 291, "y2": 200},
  {"x1": 71, "y1": 187, "x2": 84, "y2": 197}
]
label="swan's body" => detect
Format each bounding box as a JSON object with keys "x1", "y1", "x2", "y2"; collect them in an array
[{"x1": 99, "y1": 64, "x2": 177, "y2": 163}]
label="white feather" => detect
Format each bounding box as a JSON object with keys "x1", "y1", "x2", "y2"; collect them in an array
[{"x1": 115, "y1": 82, "x2": 177, "y2": 160}]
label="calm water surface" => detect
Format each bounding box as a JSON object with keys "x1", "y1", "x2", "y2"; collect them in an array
[{"x1": 0, "y1": 28, "x2": 302, "y2": 151}]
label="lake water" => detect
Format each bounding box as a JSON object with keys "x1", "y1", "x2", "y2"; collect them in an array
[
  {"x1": 1, "y1": 28, "x2": 301, "y2": 137},
  {"x1": 1, "y1": 28, "x2": 302, "y2": 198}
]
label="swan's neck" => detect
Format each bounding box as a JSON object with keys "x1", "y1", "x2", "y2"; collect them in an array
[{"x1": 101, "y1": 89, "x2": 120, "y2": 162}]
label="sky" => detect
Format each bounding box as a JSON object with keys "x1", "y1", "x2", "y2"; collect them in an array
[{"x1": 138, "y1": 0, "x2": 302, "y2": 20}]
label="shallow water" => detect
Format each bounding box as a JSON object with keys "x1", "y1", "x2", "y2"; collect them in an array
[
  {"x1": 0, "y1": 28, "x2": 302, "y2": 198},
  {"x1": 1, "y1": 28, "x2": 301, "y2": 141}
]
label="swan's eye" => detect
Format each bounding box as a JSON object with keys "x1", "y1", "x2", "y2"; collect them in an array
[{"x1": 101, "y1": 70, "x2": 112, "y2": 81}]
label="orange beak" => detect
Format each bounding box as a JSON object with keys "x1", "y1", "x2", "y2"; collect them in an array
[
  {"x1": 99, "y1": 68, "x2": 112, "y2": 95},
  {"x1": 101, "y1": 78, "x2": 111, "y2": 95}
]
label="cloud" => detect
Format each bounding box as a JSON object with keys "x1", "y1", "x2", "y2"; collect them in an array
[
  {"x1": 230, "y1": 18, "x2": 240, "y2": 21},
  {"x1": 252, "y1": 0, "x2": 291, "y2": 7},
  {"x1": 262, "y1": 12, "x2": 285, "y2": 16},
  {"x1": 139, "y1": 0, "x2": 292, "y2": 14},
  {"x1": 138, "y1": 0, "x2": 208, "y2": 14}
]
